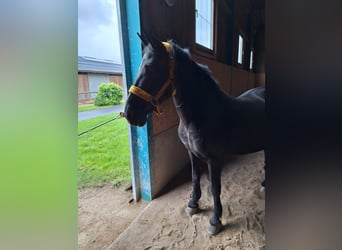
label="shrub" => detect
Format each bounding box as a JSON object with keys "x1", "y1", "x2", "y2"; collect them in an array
[{"x1": 94, "y1": 82, "x2": 123, "y2": 106}]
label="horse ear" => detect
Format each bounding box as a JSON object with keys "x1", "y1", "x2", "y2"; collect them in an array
[
  {"x1": 147, "y1": 34, "x2": 164, "y2": 51},
  {"x1": 137, "y1": 32, "x2": 148, "y2": 46}
]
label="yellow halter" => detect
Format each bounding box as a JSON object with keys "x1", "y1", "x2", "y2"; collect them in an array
[{"x1": 128, "y1": 42, "x2": 175, "y2": 116}]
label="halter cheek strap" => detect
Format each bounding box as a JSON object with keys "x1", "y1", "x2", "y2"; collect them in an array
[
  {"x1": 128, "y1": 41, "x2": 175, "y2": 116},
  {"x1": 128, "y1": 85, "x2": 163, "y2": 114}
]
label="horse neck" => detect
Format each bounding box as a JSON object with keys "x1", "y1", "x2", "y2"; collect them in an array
[{"x1": 171, "y1": 46, "x2": 234, "y2": 125}]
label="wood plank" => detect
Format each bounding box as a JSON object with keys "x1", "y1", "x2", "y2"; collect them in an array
[
  {"x1": 78, "y1": 73, "x2": 90, "y2": 101},
  {"x1": 109, "y1": 74, "x2": 123, "y2": 88}
]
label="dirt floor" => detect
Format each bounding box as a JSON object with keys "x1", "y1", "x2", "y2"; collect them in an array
[
  {"x1": 78, "y1": 185, "x2": 149, "y2": 250},
  {"x1": 78, "y1": 151, "x2": 265, "y2": 250}
]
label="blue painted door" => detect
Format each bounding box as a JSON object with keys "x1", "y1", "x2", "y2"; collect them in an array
[{"x1": 118, "y1": 0, "x2": 154, "y2": 201}]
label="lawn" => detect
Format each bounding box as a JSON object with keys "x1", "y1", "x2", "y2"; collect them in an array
[
  {"x1": 78, "y1": 105, "x2": 103, "y2": 112},
  {"x1": 78, "y1": 101, "x2": 125, "y2": 112},
  {"x1": 78, "y1": 113, "x2": 131, "y2": 188}
]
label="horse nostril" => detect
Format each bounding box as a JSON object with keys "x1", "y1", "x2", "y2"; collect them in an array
[
  {"x1": 124, "y1": 105, "x2": 130, "y2": 117},
  {"x1": 124, "y1": 107, "x2": 133, "y2": 122}
]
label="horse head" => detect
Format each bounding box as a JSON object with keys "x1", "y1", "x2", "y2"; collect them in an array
[{"x1": 124, "y1": 34, "x2": 173, "y2": 126}]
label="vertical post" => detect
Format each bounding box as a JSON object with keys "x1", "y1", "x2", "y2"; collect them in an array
[{"x1": 118, "y1": 0, "x2": 154, "y2": 201}]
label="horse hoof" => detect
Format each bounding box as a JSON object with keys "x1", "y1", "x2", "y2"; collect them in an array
[
  {"x1": 254, "y1": 186, "x2": 265, "y2": 199},
  {"x1": 207, "y1": 222, "x2": 222, "y2": 235},
  {"x1": 259, "y1": 186, "x2": 265, "y2": 199},
  {"x1": 185, "y1": 206, "x2": 199, "y2": 216}
]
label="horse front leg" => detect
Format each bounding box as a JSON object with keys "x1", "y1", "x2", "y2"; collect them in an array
[
  {"x1": 186, "y1": 151, "x2": 202, "y2": 216},
  {"x1": 207, "y1": 161, "x2": 222, "y2": 235}
]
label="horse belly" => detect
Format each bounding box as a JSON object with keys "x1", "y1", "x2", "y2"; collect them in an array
[{"x1": 230, "y1": 127, "x2": 264, "y2": 154}]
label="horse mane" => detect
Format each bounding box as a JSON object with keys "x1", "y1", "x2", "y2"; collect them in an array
[{"x1": 168, "y1": 40, "x2": 225, "y2": 95}]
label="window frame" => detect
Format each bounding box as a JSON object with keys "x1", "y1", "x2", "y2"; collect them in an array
[
  {"x1": 237, "y1": 33, "x2": 245, "y2": 66},
  {"x1": 249, "y1": 49, "x2": 254, "y2": 71},
  {"x1": 194, "y1": 0, "x2": 217, "y2": 59}
]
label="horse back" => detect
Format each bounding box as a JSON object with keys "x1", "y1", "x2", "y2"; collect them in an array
[
  {"x1": 237, "y1": 86, "x2": 265, "y2": 102},
  {"x1": 204, "y1": 86, "x2": 265, "y2": 155},
  {"x1": 230, "y1": 86, "x2": 265, "y2": 153}
]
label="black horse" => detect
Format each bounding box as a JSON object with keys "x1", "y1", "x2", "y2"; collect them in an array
[{"x1": 124, "y1": 34, "x2": 265, "y2": 235}]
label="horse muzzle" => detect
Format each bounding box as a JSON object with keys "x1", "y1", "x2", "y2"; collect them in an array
[{"x1": 124, "y1": 101, "x2": 148, "y2": 127}]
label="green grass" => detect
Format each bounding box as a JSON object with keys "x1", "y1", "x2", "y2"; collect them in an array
[
  {"x1": 78, "y1": 113, "x2": 131, "y2": 188},
  {"x1": 78, "y1": 104, "x2": 111, "y2": 112},
  {"x1": 78, "y1": 101, "x2": 125, "y2": 112}
]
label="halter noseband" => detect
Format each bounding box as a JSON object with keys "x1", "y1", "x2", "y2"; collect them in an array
[{"x1": 128, "y1": 42, "x2": 175, "y2": 116}]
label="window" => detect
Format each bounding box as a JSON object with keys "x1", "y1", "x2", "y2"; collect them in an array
[
  {"x1": 195, "y1": 0, "x2": 214, "y2": 50},
  {"x1": 249, "y1": 50, "x2": 254, "y2": 70},
  {"x1": 237, "y1": 34, "x2": 244, "y2": 64}
]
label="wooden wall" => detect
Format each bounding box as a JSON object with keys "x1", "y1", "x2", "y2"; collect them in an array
[
  {"x1": 139, "y1": 0, "x2": 265, "y2": 96},
  {"x1": 139, "y1": 0, "x2": 195, "y2": 48},
  {"x1": 109, "y1": 74, "x2": 123, "y2": 88},
  {"x1": 78, "y1": 73, "x2": 90, "y2": 102}
]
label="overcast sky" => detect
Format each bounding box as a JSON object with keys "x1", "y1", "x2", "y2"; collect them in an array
[{"x1": 78, "y1": 0, "x2": 121, "y2": 63}]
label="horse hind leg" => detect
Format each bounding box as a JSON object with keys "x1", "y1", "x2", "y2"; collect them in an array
[
  {"x1": 254, "y1": 151, "x2": 266, "y2": 199},
  {"x1": 207, "y1": 161, "x2": 222, "y2": 235},
  {"x1": 263, "y1": 148, "x2": 270, "y2": 187},
  {"x1": 186, "y1": 152, "x2": 202, "y2": 216}
]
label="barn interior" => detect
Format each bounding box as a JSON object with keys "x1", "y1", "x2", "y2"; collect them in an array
[{"x1": 120, "y1": 0, "x2": 265, "y2": 201}]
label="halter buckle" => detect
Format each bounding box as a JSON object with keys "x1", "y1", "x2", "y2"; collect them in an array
[{"x1": 151, "y1": 100, "x2": 164, "y2": 117}]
